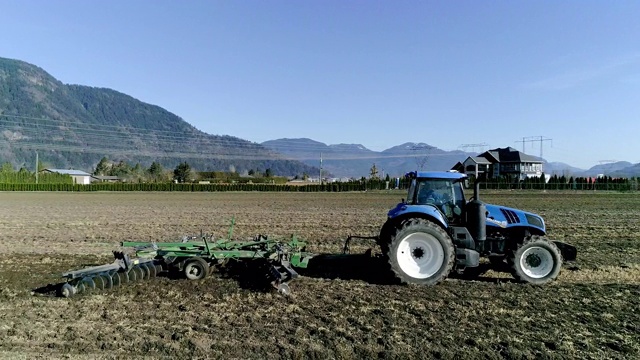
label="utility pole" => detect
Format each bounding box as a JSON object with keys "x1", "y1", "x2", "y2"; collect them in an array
[
  {"x1": 319, "y1": 152, "x2": 323, "y2": 185},
  {"x1": 35, "y1": 151, "x2": 38, "y2": 184}
]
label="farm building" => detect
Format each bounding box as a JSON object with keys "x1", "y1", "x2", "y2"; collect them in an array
[
  {"x1": 451, "y1": 147, "x2": 543, "y2": 181},
  {"x1": 42, "y1": 169, "x2": 92, "y2": 185}
]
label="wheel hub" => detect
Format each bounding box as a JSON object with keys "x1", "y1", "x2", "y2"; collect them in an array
[
  {"x1": 412, "y1": 247, "x2": 425, "y2": 259},
  {"x1": 519, "y1": 246, "x2": 554, "y2": 279}
]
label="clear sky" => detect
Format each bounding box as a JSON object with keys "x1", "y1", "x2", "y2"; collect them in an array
[{"x1": 1, "y1": 1, "x2": 639, "y2": 169}]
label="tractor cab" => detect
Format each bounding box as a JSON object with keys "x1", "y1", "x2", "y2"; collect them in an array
[{"x1": 404, "y1": 171, "x2": 468, "y2": 224}]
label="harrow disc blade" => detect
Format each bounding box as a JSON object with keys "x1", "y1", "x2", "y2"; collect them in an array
[
  {"x1": 103, "y1": 274, "x2": 114, "y2": 289},
  {"x1": 146, "y1": 263, "x2": 157, "y2": 278},
  {"x1": 94, "y1": 275, "x2": 107, "y2": 290},
  {"x1": 112, "y1": 272, "x2": 123, "y2": 287},
  {"x1": 82, "y1": 277, "x2": 96, "y2": 291},
  {"x1": 127, "y1": 268, "x2": 138, "y2": 282},
  {"x1": 76, "y1": 282, "x2": 86, "y2": 295},
  {"x1": 140, "y1": 264, "x2": 150, "y2": 280},
  {"x1": 132, "y1": 266, "x2": 144, "y2": 281}
]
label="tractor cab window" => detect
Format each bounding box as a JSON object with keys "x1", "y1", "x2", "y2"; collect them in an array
[{"x1": 415, "y1": 179, "x2": 464, "y2": 222}]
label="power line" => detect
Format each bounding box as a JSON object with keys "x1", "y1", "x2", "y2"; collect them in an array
[{"x1": 458, "y1": 143, "x2": 488, "y2": 154}]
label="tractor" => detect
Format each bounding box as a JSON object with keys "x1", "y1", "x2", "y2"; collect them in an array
[{"x1": 377, "y1": 171, "x2": 576, "y2": 285}]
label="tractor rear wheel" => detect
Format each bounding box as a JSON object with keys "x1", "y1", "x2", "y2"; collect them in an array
[
  {"x1": 184, "y1": 257, "x2": 210, "y2": 280},
  {"x1": 387, "y1": 219, "x2": 455, "y2": 285},
  {"x1": 510, "y1": 236, "x2": 562, "y2": 284}
]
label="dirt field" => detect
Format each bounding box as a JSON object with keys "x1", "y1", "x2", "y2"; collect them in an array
[{"x1": 0, "y1": 191, "x2": 638, "y2": 359}]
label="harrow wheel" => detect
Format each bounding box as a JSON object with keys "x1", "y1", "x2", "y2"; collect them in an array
[
  {"x1": 59, "y1": 283, "x2": 76, "y2": 298},
  {"x1": 184, "y1": 257, "x2": 209, "y2": 280}
]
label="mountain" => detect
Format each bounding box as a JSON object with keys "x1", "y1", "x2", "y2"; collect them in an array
[
  {"x1": 263, "y1": 139, "x2": 640, "y2": 179},
  {"x1": 262, "y1": 139, "x2": 475, "y2": 178},
  {"x1": 582, "y1": 161, "x2": 633, "y2": 176},
  {"x1": 541, "y1": 162, "x2": 585, "y2": 176},
  {"x1": 0, "y1": 57, "x2": 318, "y2": 176},
  {"x1": 609, "y1": 163, "x2": 640, "y2": 178}
]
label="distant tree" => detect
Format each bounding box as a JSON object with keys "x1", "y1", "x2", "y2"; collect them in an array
[
  {"x1": 248, "y1": 169, "x2": 255, "y2": 176},
  {"x1": 385, "y1": 174, "x2": 391, "y2": 182},
  {"x1": 369, "y1": 163, "x2": 379, "y2": 180},
  {"x1": 148, "y1": 161, "x2": 164, "y2": 182},
  {"x1": 173, "y1": 162, "x2": 191, "y2": 183},
  {"x1": 110, "y1": 160, "x2": 132, "y2": 177},
  {"x1": 94, "y1": 157, "x2": 110, "y2": 176},
  {"x1": 1, "y1": 162, "x2": 14, "y2": 173},
  {"x1": 302, "y1": 172, "x2": 309, "y2": 181},
  {"x1": 264, "y1": 168, "x2": 273, "y2": 178}
]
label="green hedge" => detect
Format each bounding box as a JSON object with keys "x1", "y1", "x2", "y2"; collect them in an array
[{"x1": 0, "y1": 182, "x2": 368, "y2": 192}]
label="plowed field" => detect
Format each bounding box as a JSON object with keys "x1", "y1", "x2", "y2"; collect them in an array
[{"x1": 0, "y1": 191, "x2": 638, "y2": 359}]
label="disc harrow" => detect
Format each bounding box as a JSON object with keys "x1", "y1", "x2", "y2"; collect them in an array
[{"x1": 55, "y1": 220, "x2": 316, "y2": 297}]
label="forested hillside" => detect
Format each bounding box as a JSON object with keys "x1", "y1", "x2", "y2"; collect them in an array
[{"x1": 0, "y1": 57, "x2": 317, "y2": 176}]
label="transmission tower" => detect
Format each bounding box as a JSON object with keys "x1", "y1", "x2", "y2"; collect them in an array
[
  {"x1": 516, "y1": 136, "x2": 553, "y2": 158},
  {"x1": 410, "y1": 144, "x2": 434, "y2": 170}
]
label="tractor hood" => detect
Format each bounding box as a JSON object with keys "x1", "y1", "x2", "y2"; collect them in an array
[
  {"x1": 386, "y1": 202, "x2": 546, "y2": 234},
  {"x1": 484, "y1": 204, "x2": 546, "y2": 234}
]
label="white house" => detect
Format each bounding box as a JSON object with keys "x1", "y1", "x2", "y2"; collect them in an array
[{"x1": 42, "y1": 169, "x2": 92, "y2": 185}]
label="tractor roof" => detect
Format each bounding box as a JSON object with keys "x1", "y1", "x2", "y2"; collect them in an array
[{"x1": 406, "y1": 171, "x2": 468, "y2": 180}]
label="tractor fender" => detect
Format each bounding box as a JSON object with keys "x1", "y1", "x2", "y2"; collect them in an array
[{"x1": 381, "y1": 206, "x2": 449, "y2": 241}]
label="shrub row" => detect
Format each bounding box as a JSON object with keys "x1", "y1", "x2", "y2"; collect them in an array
[{"x1": 0, "y1": 182, "x2": 367, "y2": 192}]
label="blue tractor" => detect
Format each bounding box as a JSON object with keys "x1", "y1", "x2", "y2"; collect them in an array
[{"x1": 378, "y1": 171, "x2": 577, "y2": 285}]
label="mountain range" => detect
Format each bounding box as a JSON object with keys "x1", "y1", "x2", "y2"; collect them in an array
[
  {"x1": 262, "y1": 138, "x2": 640, "y2": 178},
  {"x1": 0, "y1": 57, "x2": 318, "y2": 176},
  {"x1": 1, "y1": 56, "x2": 638, "y2": 179}
]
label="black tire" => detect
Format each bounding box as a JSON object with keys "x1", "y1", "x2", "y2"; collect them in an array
[
  {"x1": 386, "y1": 219, "x2": 455, "y2": 285},
  {"x1": 510, "y1": 236, "x2": 562, "y2": 285},
  {"x1": 184, "y1": 257, "x2": 210, "y2": 280}
]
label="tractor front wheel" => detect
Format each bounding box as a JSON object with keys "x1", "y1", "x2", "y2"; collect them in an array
[
  {"x1": 387, "y1": 219, "x2": 455, "y2": 285},
  {"x1": 510, "y1": 237, "x2": 562, "y2": 284}
]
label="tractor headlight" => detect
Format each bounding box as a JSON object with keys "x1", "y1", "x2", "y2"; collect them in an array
[{"x1": 525, "y1": 214, "x2": 545, "y2": 229}]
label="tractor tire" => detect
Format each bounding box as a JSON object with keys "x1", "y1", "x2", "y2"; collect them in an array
[
  {"x1": 184, "y1": 257, "x2": 210, "y2": 281},
  {"x1": 387, "y1": 219, "x2": 455, "y2": 285},
  {"x1": 509, "y1": 236, "x2": 562, "y2": 285}
]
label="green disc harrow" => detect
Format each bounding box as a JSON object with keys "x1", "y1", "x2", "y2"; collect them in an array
[{"x1": 57, "y1": 220, "x2": 316, "y2": 297}]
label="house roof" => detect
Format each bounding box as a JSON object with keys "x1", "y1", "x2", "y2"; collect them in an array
[
  {"x1": 480, "y1": 147, "x2": 542, "y2": 163},
  {"x1": 92, "y1": 175, "x2": 120, "y2": 180},
  {"x1": 468, "y1": 156, "x2": 492, "y2": 164},
  {"x1": 45, "y1": 169, "x2": 92, "y2": 176}
]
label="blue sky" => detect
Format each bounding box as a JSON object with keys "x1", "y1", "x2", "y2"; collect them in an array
[{"x1": 2, "y1": 1, "x2": 639, "y2": 169}]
